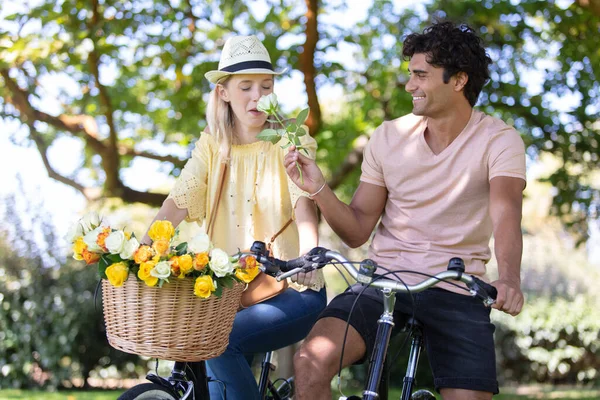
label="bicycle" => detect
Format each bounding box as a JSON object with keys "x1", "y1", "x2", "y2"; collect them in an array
[
  {"x1": 117, "y1": 244, "x2": 300, "y2": 400},
  {"x1": 118, "y1": 350, "x2": 294, "y2": 400},
  {"x1": 249, "y1": 241, "x2": 498, "y2": 400}
]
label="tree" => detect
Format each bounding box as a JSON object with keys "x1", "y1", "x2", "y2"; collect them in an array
[
  {"x1": 0, "y1": 0, "x2": 323, "y2": 206},
  {"x1": 2, "y1": 0, "x2": 599, "y2": 242}
]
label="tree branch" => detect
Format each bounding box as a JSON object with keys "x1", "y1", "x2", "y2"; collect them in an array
[
  {"x1": 88, "y1": 0, "x2": 121, "y2": 191},
  {"x1": 328, "y1": 135, "x2": 369, "y2": 190},
  {"x1": 301, "y1": 0, "x2": 322, "y2": 136},
  {"x1": 118, "y1": 145, "x2": 186, "y2": 167},
  {"x1": 575, "y1": 0, "x2": 600, "y2": 16}
]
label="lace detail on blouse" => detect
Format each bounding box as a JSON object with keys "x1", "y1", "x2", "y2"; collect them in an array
[{"x1": 168, "y1": 171, "x2": 207, "y2": 223}]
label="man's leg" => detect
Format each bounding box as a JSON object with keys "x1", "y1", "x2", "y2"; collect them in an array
[{"x1": 293, "y1": 317, "x2": 366, "y2": 400}]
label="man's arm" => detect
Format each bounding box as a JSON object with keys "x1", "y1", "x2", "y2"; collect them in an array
[
  {"x1": 489, "y1": 176, "x2": 526, "y2": 316},
  {"x1": 285, "y1": 147, "x2": 387, "y2": 248}
]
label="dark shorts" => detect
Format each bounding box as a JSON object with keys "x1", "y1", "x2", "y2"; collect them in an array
[{"x1": 319, "y1": 284, "x2": 499, "y2": 394}]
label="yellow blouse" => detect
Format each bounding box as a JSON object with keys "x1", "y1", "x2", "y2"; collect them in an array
[{"x1": 167, "y1": 132, "x2": 325, "y2": 291}]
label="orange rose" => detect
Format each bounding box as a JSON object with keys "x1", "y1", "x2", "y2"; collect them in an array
[
  {"x1": 82, "y1": 249, "x2": 101, "y2": 265},
  {"x1": 243, "y1": 256, "x2": 257, "y2": 269},
  {"x1": 96, "y1": 227, "x2": 111, "y2": 251},
  {"x1": 169, "y1": 256, "x2": 181, "y2": 278},
  {"x1": 152, "y1": 239, "x2": 170, "y2": 257},
  {"x1": 134, "y1": 245, "x2": 154, "y2": 264},
  {"x1": 193, "y1": 252, "x2": 209, "y2": 271}
]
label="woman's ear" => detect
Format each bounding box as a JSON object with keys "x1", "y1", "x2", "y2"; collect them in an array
[{"x1": 217, "y1": 84, "x2": 230, "y2": 102}]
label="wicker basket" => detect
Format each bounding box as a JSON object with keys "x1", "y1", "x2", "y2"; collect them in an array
[{"x1": 102, "y1": 277, "x2": 244, "y2": 361}]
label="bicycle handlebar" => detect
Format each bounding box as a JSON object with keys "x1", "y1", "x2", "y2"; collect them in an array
[{"x1": 235, "y1": 241, "x2": 497, "y2": 307}]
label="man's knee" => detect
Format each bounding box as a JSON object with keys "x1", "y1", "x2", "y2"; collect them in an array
[{"x1": 293, "y1": 317, "x2": 366, "y2": 378}]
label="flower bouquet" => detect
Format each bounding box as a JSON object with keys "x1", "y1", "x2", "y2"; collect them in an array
[{"x1": 69, "y1": 212, "x2": 260, "y2": 361}]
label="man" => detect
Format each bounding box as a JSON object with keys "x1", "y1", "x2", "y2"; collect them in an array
[{"x1": 284, "y1": 21, "x2": 526, "y2": 400}]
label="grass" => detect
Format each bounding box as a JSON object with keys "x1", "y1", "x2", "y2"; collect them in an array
[{"x1": 1, "y1": 386, "x2": 599, "y2": 399}]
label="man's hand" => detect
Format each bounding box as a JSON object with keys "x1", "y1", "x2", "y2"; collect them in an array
[
  {"x1": 490, "y1": 279, "x2": 524, "y2": 316},
  {"x1": 285, "y1": 145, "x2": 326, "y2": 194}
]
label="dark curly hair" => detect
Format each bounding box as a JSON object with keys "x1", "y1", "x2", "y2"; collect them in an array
[{"x1": 402, "y1": 21, "x2": 492, "y2": 107}]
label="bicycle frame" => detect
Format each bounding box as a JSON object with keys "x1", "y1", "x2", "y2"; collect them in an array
[{"x1": 142, "y1": 351, "x2": 287, "y2": 400}]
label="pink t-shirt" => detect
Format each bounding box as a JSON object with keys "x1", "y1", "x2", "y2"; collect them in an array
[{"x1": 360, "y1": 110, "x2": 526, "y2": 293}]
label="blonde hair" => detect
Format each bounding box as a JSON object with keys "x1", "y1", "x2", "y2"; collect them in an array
[{"x1": 206, "y1": 78, "x2": 235, "y2": 161}]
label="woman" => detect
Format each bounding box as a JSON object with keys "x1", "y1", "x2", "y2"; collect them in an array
[{"x1": 142, "y1": 35, "x2": 326, "y2": 400}]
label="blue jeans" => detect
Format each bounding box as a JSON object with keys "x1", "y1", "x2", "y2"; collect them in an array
[{"x1": 206, "y1": 287, "x2": 327, "y2": 400}]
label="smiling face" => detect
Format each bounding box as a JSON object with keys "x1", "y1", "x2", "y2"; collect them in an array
[
  {"x1": 217, "y1": 74, "x2": 274, "y2": 135},
  {"x1": 405, "y1": 53, "x2": 467, "y2": 118}
]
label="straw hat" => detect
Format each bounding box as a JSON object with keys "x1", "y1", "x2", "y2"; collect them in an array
[{"x1": 205, "y1": 35, "x2": 287, "y2": 84}]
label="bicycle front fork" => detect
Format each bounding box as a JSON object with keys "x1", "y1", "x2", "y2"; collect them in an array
[{"x1": 363, "y1": 288, "x2": 396, "y2": 400}]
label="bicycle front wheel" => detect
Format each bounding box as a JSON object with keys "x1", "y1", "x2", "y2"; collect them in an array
[{"x1": 118, "y1": 382, "x2": 178, "y2": 400}]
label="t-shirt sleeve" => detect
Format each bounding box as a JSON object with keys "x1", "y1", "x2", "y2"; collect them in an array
[
  {"x1": 287, "y1": 129, "x2": 318, "y2": 210},
  {"x1": 360, "y1": 125, "x2": 386, "y2": 187},
  {"x1": 488, "y1": 127, "x2": 526, "y2": 182},
  {"x1": 166, "y1": 133, "x2": 214, "y2": 222}
]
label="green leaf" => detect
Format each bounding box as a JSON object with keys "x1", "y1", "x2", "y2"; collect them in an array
[
  {"x1": 296, "y1": 127, "x2": 307, "y2": 137},
  {"x1": 300, "y1": 147, "x2": 310, "y2": 156},
  {"x1": 286, "y1": 123, "x2": 298, "y2": 133},
  {"x1": 98, "y1": 255, "x2": 110, "y2": 279},
  {"x1": 220, "y1": 276, "x2": 234, "y2": 289},
  {"x1": 281, "y1": 142, "x2": 292, "y2": 149},
  {"x1": 296, "y1": 108, "x2": 309, "y2": 127},
  {"x1": 256, "y1": 128, "x2": 281, "y2": 145},
  {"x1": 213, "y1": 285, "x2": 223, "y2": 298},
  {"x1": 293, "y1": 135, "x2": 301, "y2": 146},
  {"x1": 175, "y1": 242, "x2": 188, "y2": 255}
]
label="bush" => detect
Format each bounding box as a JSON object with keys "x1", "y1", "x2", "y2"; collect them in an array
[
  {"x1": 0, "y1": 195, "x2": 140, "y2": 389},
  {"x1": 494, "y1": 295, "x2": 600, "y2": 385}
]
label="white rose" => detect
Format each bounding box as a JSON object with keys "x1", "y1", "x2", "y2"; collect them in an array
[
  {"x1": 188, "y1": 233, "x2": 211, "y2": 254},
  {"x1": 120, "y1": 237, "x2": 140, "y2": 260},
  {"x1": 66, "y1": 222, "x2": 84, "y2": 243},
  {"x1": 105, "y1": 231, "x2": 126, "y2": 254},
  {"x1": 209, "y1": 248, "x2": 234, "y2": 277},
  {"x1": 257, "y1": 93, "x2": 278, "y2": 114},
  {"x1": 80, "y1": 212, "x2": 101, "y2": 233},
  {"x1": 151, "y1": 261, "x2": 172, "y2": 280},
  {"x1": 83, "y1": 226, "x2": 104, "y2": 252}
]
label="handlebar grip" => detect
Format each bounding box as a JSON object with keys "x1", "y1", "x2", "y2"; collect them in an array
[
  {"x1": 286, "y1": 256, "x2": 307, "y2": 270},
  {"x1": 472, "y1": 277, "x2": 497, "y2": 300}
]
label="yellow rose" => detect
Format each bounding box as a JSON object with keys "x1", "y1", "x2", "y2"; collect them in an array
[
  {"x1": 178, "y1": 254, "x2": 193, "y2": 277},
  {"x1": 194, "y1": 275, "x2": 215, "y2": 298},
  {"x1": 138, "y1": 261, "x2": 156, "y2": 280},
  {"x1": 105, "y1": 262, "x2": 129, "y2": 287},
  {"x1": 134, "y1": 245, "x2": 154, "y2": 264},
  {"x1": 143, "y1": 276, "x2": 159, "y2": 287},
  {"x1": 148, "y1": 220, "x2": 175, "y2": 242},
  {"x1": 152, "y1": 239, "x2": 170, "y2": 257},
  {"x1": 235, "y1": 266, "x2": 260, "y2": 284},
  {"x1": 193, "y1": 252, "x2": 209, "y2": 271},
  {"x1": 82, "y1": 249, "x2": 101, "y2": 265},
  {"x1": 72, "y1": 237, "x2": 87, "y2": 261}
]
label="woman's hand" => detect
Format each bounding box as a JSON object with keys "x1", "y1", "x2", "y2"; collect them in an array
[{"x1": 291, "y1": 270, "x2": 317, "y2": 287}]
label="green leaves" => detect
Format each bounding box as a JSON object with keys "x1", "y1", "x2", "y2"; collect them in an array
[
  {"x1": 296, "y1": 108, "x2": 309, "y2": 127},
  {"x1": 256, "y1": 128, "x2": 281, "y2": 144},
  {"x1": 98, "y1": 254, "x2": 123, "y2": 279}
]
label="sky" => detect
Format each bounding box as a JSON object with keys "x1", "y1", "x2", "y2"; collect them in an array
[{"x1": 1, "y1": 0, "x2": 598, "y2": 264}]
